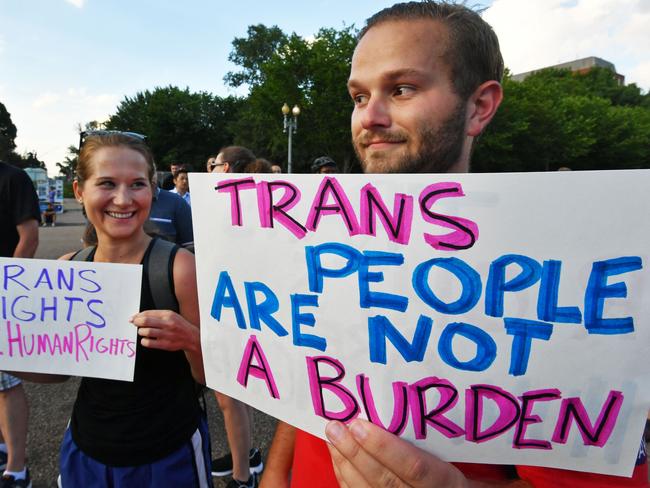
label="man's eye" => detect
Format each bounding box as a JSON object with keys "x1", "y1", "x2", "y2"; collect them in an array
[
  {"x1": 352, "y1": 94, "x2": 368, "y2": 105},
  {"x1": 394, "y1": 86, "x2": 415, "y2": 97}
]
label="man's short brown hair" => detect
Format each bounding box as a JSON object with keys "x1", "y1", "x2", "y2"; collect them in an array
[{"x1": 359, "y1": 1, "x2": 504, "y2": 100}]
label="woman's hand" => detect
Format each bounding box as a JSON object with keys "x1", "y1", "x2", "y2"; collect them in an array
[{"x1": 131, "y1": 309, "x2": 200, "y2": 352}]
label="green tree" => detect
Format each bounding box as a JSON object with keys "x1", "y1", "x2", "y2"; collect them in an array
[
  {"x1": 0, "y1": 101, "x2": 18, "y2": 162},
  {"x1": 56, "y1": 145, "x2": 79, "y2": 180},
  {"x1": 229, "y1": 25, "x2": 359, "y2": 173},
  {"x1": 105, "y1": 86, "x2": 244, "y2": 170},
  {"x1": 225, "y1": 24, "x2": 288, "y2": 88},
  {"x1": 474, "y1": 69, "x2": 650, "y2": 172}
]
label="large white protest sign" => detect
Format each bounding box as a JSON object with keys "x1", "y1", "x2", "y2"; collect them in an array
[
  {"x1": 0, "y1": 258, "x2": 141, "y2": 381},
  {"x1": 191, "y1": 170, "x2": 650, "y2": 476}
]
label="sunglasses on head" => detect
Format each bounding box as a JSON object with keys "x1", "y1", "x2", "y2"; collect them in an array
[{"x1": 78, "y1": 130, "x2": 147, "y2": 151}]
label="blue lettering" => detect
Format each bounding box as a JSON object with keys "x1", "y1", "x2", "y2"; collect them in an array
[
  {"x1": 11, "y1": 296, "x2": 35, "y2": 321},
  {"x1": 86, "y1": 299, "x2": 106, "y2": 328},
  {"x1": 368, "y1": 314, "x2": 433, "y2": 364},
  {"x1": 537, "y1": 260, "x2": 581, "y2": 323},
  {"x1": 40, "y1": 296, "x2": 57, "y2": 321},
  {"x1": 210, "y1": 271, "x2": 246, "y2": 329},
  {"x1": 305, "y1": 243, "x2": 361, "y2": 293},
  {"x1": 504, "y1": 318, "x2": 553, "y2": 376},
  {"x1": 3, "y1": 265, "x2": 28, "y2": 291},
  {"x1": 34, "y1": 268, "x2": 53, "y2": 290},
  {"x1": 359, "y1": 251, "x2": 408, "y2": 311},
  {"x1": 413, "y1": 257, "x2": 481, "y2": 314},
  {"x1": 584, "y1": 256, "x2": 642, "y2": 334},
  {"x1": 486, "y1": 254, "x2": 542, "y2": 317},
  {"x1": 438, "y1": 322, "x2": 496, "y2": 372},
  {"x1": 244, "y1": 281, "x2": 288, "y2": 337},
  {"x1": 78, "y1": 269, "x2": 101, "y2": 293},
  {"x1": 291, "y1": 293, "x2": 326, "y2": 351}
]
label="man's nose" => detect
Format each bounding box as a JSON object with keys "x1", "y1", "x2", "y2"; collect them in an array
[{"x1": 359, "y1": 96, "x2": 391, "y2": 130}]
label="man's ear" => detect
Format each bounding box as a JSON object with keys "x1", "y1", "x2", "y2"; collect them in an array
[{"x1": 465, "y1": 80, "x2": 503, "y2": 137}]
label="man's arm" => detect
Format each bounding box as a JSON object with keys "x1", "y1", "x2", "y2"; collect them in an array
[
  {"x1": 260, "y1": 421, "x2": 296, "y2": 488},
  {"x1": 13, "y1": 219, "x2": 39, "y2": 258},
  {"x1": 326, "y1": 419, "x2": 531, "y2": 488},
  {"x1": 174, "y1": 198, "x2": 194, "y2": 250}
]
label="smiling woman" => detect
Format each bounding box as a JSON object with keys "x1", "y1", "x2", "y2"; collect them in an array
[{"x1": 23, "y1": 132, "x2": 212, "y2": 488}]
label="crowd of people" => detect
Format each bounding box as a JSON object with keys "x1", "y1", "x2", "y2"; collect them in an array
[{"x1": 0, "y1": 1, "x2": 648, "y2": 487}]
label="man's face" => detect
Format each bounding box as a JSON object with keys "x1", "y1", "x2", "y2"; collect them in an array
[
  {"x1": 174, "y1": 172, "x2": 189, "y2": 193},
  {"x1": 349, "y1": 19, "x2": 469, "y2": 174},
  {"x1": 211, "y1": 153, "x2": 229, "y2": 173},
  {"x1": 319, "y1": 165, "x2": 338, "y2": 174},
  {"x1": 170, "y1": 163, "x2": 180, "y2": 174}
]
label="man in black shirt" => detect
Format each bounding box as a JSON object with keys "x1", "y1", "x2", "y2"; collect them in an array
[{"x1": 0, "y1": 161, "x2": 40, "y2": 487}]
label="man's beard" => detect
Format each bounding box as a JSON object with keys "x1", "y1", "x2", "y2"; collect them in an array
[{"x1": 355, "y1": 100, "x2": 467, "y2": 174}]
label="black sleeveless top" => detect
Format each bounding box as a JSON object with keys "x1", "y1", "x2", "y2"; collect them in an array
[{"x1": 70, "y1": 239, "x2": 201, "y2": 466}]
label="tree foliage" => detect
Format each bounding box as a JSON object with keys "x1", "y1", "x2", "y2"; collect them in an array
[
  {"x1": 474, "y1": 68, "x2": 650, "y2": 172},
  {"x1": 105, "y1": 86, "x2": 243, "y2": 170},
  {"x1": 0, "y1": 101, "x2": 18, "y2": 162},
  {"x1": 225, "y1": 24, "x2": 288, "y2": 88},
  {"x1": 228, "y1": 25, "x2": 359, "y2": 173},
  {"x1": 0, "y1": 101, "x2": 46, "y2": 169}
]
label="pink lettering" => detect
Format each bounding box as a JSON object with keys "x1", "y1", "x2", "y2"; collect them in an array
[
  {"x1": 465, "y1": 385, "x2": 521, "y2": 443},
  {"x1": 409, "y1": 377, "x2": 464, "y2": 439},
  {"x1": 551, "y1": 390, "x2": 624, "y2": 447},
  {"x1": 216, "y1": 178, "x2": 257, "y2": 226},
  {"x1": 306, "y1": 355, "x2": 359, "y2": 422},
  {"x1": 306, "y1": 177, "x2": 360, "y2": 236},
  {"x1": 257, "y1": 181, "x2": 306, "y2": 239},
  {"x1": 359, "y1": 183, "x2": 413, "y2": 245},
  {"x1": 419, "y1": 182, "x2": 479, "y2": 251},
  {"x1": 236, "y1": 334, "x2": 280, "y2": 399}
]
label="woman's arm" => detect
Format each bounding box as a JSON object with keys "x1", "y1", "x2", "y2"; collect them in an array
[{"x1": 130, "y1": 248, "x2": 205, "y2": 384}]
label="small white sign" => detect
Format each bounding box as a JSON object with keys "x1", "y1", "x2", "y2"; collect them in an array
[{"x1": 0, "y1": 258, "x2": 142, "y2": 381}]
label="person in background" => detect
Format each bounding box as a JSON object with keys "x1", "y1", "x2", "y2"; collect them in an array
[
  {"x1": 148, "y1": 172, "x2": 194, "y2": 251},
  {"x1": 170, "y1": 166, "x2": 191, "y2": 206},
  {"x1": 209, "y1": 146, "x2": 255, "y2": 174},
  {"x1": 209, "y1": 145, "x2": 264, "y2": 488},
  {"x1": 310, "y1": 156, "x2": 339, "y2": 174},
  {"x1": 161, "y1": 162, "x2": 182, "y2": 190},
  {"x1": 0, "y1": 161, "x2": 39, "y2": 488},
  {"x1": 241, "y1": 159, "x2": 273, "y2": 174},
  {"x1": 206, "y1": 156, "x2": 217, "y2": 173},
  {"x1": 270, "y1": 164, "x2": 282, "y2": 174},
  {"x1": 42, "y1": 201, "x2": 57, "y2": 227},
  {"x1": 261, "y1": 2, "x2": 649, "y2": 488}
]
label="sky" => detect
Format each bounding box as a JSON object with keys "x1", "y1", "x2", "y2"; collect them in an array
[{"x1": 1, "y1": 0, "x2": 649, "y2": 176}]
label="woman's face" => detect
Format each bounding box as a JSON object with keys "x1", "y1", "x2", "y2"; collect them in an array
[{"x1": 74, "y1": 146, "x2": 152, "y2": 242}]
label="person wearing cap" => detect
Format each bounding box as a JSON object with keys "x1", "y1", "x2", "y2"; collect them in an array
[{"x1": 311, "y1": 156, "x2": 339, "y2": 174}]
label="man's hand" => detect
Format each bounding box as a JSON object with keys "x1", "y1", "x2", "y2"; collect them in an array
[{"x1": 326, "y1": 419, "x2": 468, "y2": 488}]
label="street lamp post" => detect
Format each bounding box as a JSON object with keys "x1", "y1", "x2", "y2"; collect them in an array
[{"x1": 282, "y1": 103, "x2": 300, "y2": 173}]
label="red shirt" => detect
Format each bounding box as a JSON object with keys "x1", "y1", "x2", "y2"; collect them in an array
[{"x1": 290, "y1": 430, "x2": 649, "y2": 487}]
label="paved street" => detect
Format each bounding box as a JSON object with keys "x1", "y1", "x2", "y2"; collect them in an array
[{"x1": 25, "y1": 199, "x2": 277, "y2": 487}]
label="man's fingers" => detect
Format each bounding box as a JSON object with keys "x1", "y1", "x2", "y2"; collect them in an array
[
  {"x1": 326, "y1": 421, "x2": 404, "y2": 488},
  {"x1": 340, "y1": 419, "x2": 466, "y2": 487}
]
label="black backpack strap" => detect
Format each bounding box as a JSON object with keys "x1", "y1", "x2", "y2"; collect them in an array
[
  {"x1": 146, "y1": 238, "x2": 179, "y2": 311},
  {"x1": 70, "y1": 246, "x2": 96, "y2": 262}
]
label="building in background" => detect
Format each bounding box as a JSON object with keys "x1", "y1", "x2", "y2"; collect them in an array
[{"x1": 512, "y1": 56, "x2": 624, "y2": 85}]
